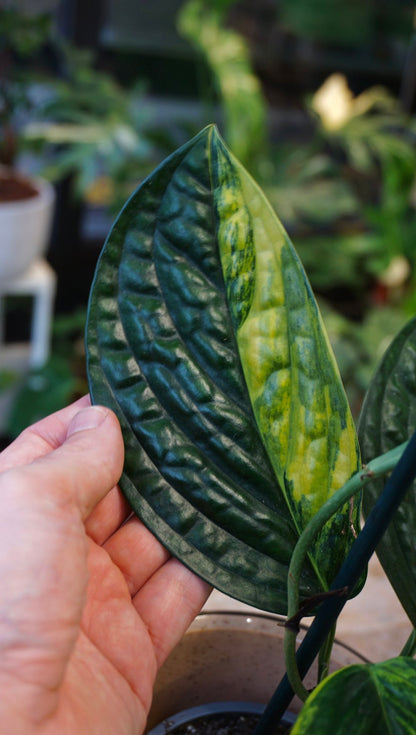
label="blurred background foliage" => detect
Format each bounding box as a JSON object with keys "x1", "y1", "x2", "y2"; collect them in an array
[{"x1": 1, "y1": 0, "x2": 416, "y2": 436}]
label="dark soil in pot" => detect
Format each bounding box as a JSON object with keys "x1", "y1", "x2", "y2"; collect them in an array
[
  {"x1": 0, "y1": 170, "x2": 38, "y2": 201},
  {"x1": 171, "y1": 712, "x2": 290, "y2": 735},
  {"x1": 148, "y1": 703, "x2": 296, "y2": 735}
]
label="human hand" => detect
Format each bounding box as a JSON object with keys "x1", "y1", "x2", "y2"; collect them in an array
[{"x1": 0, "y1": 396, "x2": 211, "y2": 735}]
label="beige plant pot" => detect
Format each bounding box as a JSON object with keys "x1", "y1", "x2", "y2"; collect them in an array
[
  {"x1": 0, "y1": 169, "x2": 55, "y2": 284},
  {"x1": 146, "y1": 611, "x2": 367, "y2": 732}
]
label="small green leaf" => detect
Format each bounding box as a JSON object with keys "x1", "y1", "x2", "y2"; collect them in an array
[
  {"x1": 86, "y1": 125, "x2": 360, "y2": 611},
  {"x1": 358, "y1": 315, "x2": 416, "y2": 626},
  {"x1": 292, "y1": 658, "x2": 416, "y2": 735}
]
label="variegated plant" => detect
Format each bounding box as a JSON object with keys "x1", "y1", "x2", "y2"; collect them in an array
[
  {"x1": 86, "y1": 125, "x2": 416, "y2": 734},
  {"x1": 86, "y1": 125, "x2": 360, "y2": 613}
]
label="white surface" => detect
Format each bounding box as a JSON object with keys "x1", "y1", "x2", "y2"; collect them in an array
[{"x1": 0, "y1": 259, "x2": 57, "y2": 370}]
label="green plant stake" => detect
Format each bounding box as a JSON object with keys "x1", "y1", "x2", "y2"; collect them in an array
[
  {"x1": 254, "y1": 426, "x2": 416, "y2": 735},
  {"x1": 284, "y1": 440, "x2": 407, "y2": 701}
]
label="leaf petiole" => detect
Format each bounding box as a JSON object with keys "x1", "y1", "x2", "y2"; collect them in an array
[
  {"x1": 317, "y1": 623, "x2": 337, "y2": 684},
  {"x1": 284, "y1": 440, "x2": 408, "y2": 699}
]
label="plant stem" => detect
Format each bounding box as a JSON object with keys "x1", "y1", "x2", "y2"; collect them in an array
[
  {"x1": 284, "y1": 440, "x2": 407, "y2": 699},
  {"x1": 317, "y1": 623, "x2": 336, "y2": 684},
  {"x1": 283, "y1": 621, "x2": 337, "y2": 703},
  {"x1": 283, "y1": 627, "x2": 309, "y2": 702},
  {"x1": 252, "y1": 433, "x2": 416, "y2": 735},
  {"x1": 400, "y1": 628, "x2": 416, "y2": 657}
]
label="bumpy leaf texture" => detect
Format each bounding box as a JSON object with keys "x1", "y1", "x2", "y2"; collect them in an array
[{"x1": 86, "y1": 125, "x2": 360, "y2": 613}]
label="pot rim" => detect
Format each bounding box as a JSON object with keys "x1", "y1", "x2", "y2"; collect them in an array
[
  {"x1": 147, "y1": 701, "x2": 297, "y2": 735},
  {"x1": 193, "y1": 609, "x2": 370, "y2": 664},
  {"x1": 0, "y1": 166, "x2": 55, "y2": 210}
]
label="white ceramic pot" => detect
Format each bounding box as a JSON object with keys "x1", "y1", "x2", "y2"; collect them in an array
[
  {"x1": 0, "y1": 170, "x2": 55, "y2": 284},
  {"x1": 146, "y1": 611, "x2": 367, "y2": 733}
]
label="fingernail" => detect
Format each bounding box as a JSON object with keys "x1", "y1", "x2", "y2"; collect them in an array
[{"x1": 68, "y1": 406, "x2": 109, "y2": 436}]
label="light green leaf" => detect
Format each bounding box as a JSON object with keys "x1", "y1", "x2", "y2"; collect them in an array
[{"x1": 292, "y1": 658, "x2": 416, "y2": 735}]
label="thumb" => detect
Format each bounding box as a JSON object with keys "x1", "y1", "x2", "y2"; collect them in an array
[{"x1": 33, "y1": 405, "x2": 125, "y2": 519}]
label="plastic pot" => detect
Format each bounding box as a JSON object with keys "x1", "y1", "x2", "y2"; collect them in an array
[{"x1": 146, "y1": 611, "x2": 366, "y2": 733}]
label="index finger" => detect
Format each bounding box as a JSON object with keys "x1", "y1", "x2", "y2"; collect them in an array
[{"x1": 2, "y1": 404, "x2": 124, "y2": 522}]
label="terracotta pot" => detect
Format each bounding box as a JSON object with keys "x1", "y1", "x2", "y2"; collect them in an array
[
  {"x1": 0, "y1": 168, "x2": 55, "y2": 283},
  {"x1": 146, "y1": 611, "x2": 367, "y2": 732}
]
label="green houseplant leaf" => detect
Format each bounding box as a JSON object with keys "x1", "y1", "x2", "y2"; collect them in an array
[
  {"x1": 358, "y1": 315, "x2": 416, "y2": 626},
  {"x1": 86, "y1": 125, "x2": 360, "y2": 612},
  {"x1": 291, "y1": 658, "x2": 416, "y2": 734}
]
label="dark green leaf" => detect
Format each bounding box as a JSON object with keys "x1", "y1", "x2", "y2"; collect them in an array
[
  {"x1": 358, "y1": 316, "x2": 416, "y2": 625},
  {"x1": 292, "y1": 658, "x2": 416, "y2": 734}
]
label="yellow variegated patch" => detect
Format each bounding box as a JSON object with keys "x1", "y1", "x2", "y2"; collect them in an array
[{"x1": 212, "y1": 130, "x2": 360, "y2": 586}]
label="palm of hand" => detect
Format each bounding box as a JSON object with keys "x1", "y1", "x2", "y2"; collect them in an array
[
  {"x1": 67, "y1": 502, "x2": 204, "y2": 735},
  {"x1": 0, "y1": 398, "x2": 210, "y2": 735}
]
